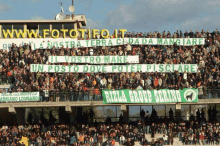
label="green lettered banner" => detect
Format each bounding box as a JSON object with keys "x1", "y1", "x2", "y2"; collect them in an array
[
  {"x1": 0, "y1": 38, "x2": 77, "y2": 50},
  {"x1": 0, "y1": 92, "x2": 40, "y2": 102},
  {"x1": 31, "y1": 38, "x2": 205, "y2": 49},
  {"x1": 30, "y1": 64, "x2": 198, "y2": 73},
  {"x1": 102, "y1": 88, "x2": 198, "y2": 104},
  {"x1": 49, "y1": 55, "x2": 139, "y2": 64}
]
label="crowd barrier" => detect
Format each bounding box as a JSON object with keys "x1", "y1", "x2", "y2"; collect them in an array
[
  {"x1": 205, "y1": 89, "x2": 220, "y2": 99},
  {"x1": 35, "y1": 89, "x2": 220, "y2": 102},
  {"x1": 0, "y1": 88, "x2": 219, "y2": 102},
  {"x1": 47, "y1": 90, "x2": 102, "y2": 102},
  {"x1": 0, "y1": 76, "x2": 13, "y2": 85}
]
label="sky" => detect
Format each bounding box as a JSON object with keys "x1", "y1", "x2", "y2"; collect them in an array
[{"x1": 0, "y1": 0, "x2": 220, "y2": 33}]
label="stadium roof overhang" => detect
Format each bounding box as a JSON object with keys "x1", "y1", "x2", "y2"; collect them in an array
[{"x1": 0, "y1": 15, "x2": 87, "y2": 26}]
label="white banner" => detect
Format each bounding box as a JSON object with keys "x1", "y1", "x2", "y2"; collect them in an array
[
  {"x1": 0, "y1": 38, "x2": 205, "y2": 50},
  {"x1": 49, "y1": 55, "x2": 139, "y2": 64},
  {"x1": 0, "y1": 38, "x2": 77, "y2": 50},
  {"x1": 0, "y1": 92, "x2": 40, "y2": 102},
  {"x1": 31, "y1": 64, "x2": 198, "y2": 73},
  {"x1": 31, "y1": 38, "x2": 205, "y2": 49}
]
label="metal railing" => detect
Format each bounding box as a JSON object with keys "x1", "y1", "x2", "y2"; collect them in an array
[
  {"x1": 0, "y1": 76, "x2": 13, "y2": 85},
  {"x1": 0, "y1": 88, "x2": 219, "y2": 102},
  {"x1": 41, "y1": 90, "x2": 102, "y2": 102},
  {"x1": 202, "y1": 89, "x2": 220, "y2": 99},
  {"x1": 37, "y1": 89, "x2": 220, "y2": 102}
]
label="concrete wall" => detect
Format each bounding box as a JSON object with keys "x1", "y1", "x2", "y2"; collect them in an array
[
  {"x1": 0, "y1": 108, "x2": 17, "y2": 125},
  {"x1": 1, "y1": 99, "x2": 220, "y2": 109}
]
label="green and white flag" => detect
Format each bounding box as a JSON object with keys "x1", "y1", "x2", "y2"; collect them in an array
[
  {"x1": 49, "y1": 55, "x2": 139, "y2": 64},
  {"x1": 102, "y1": 88, "x2": 198, "y2": 104},
  {"x1": 31, "y1": 38, "x2": 205, "y2": 49},
  {"x1": 0, "y1": 92, "x2": 40, "y2": 102},
  {"x1": 30, "y1": 64, "x2": 198, "y2": 73}
]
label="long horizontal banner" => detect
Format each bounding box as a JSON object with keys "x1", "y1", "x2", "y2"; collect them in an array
[
  {"x1": 30, "y1": 38, "x2": 205, "y2": 49},
  {"x1": 30, "y1": 64, "x2": 197, "y2": 73},
  {"x1": 49, "y1": 55, "x2": 139, "y2": 64},
  {"x1": 0, "y1": 38, "x2": 77, "y2": 50},
  {"x1": 102, "y1": 88, "x2": 198, "y2": 104},
  {"x1": 0, "y1": 92, "x2": 40, "y2": 102}
]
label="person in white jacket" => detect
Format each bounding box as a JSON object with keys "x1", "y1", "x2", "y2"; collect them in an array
[
  {"x1": 188, "y1": 134, "x2": 194, "y2": 145},
  {"x1": 119, "y1": 135, "x2": 125, "y2": 144},
  {"x1": 36, "y1": 135, "x2": 43, "y2": 146},
  {"x1": 162, "y1": 134, "x2": 168, "y2": 145},
  {"x1": 126, "y1": 44, "x2": 131, "y2": 54}
]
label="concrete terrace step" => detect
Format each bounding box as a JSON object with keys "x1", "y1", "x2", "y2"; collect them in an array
[
  {"x1": 145, "y1": 134, "x2": 164, "y2": 139},
  {"x1": 0, "y1": 99, "x2": 220, "y2": 109},
  {"x1": 134, "y1": 142, "x2": 141, "y2": 146},
  {"x1": 103, "y1": 134, "x2": 220, "y2": 146}
]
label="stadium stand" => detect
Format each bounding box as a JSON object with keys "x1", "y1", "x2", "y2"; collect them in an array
[
  {"x1": 0, "y1": 30, "x2": 219, "y2": 101},
  {"x1": 0, "y1": 29, "x2": 219, "y2": 146},
  {"x1": 0, "y1": 108, "x2": 219, "y2": 145}
]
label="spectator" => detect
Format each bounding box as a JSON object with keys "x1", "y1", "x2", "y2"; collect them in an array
[
  {"x1": 0, "y1": 107, "x2": 220, "y2": 145},
  {"x1": 140, "y1": 109, "x2": 145, "y2": 121},
  {"x1": 162, "y1": 134, "x2": 168, "y2": 145},
  {"x1": 1, "y1": 33, "x2": 219, "y2": 100}
]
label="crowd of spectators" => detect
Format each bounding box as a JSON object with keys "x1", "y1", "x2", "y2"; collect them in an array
[
  {"x1": 0, "y1": 29, "x2": 219, "y2": 101},
  {"x1": 0, "y1": 107, "x2": 219, "y2": 146},
  {"x1": 123, "y1": 29, "x2": 220, "y2": 39}
]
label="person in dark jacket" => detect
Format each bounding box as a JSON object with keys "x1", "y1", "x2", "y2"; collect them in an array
[
  {"x1": 150, "y1": 139, "x2": 156, "y2": 146},
  {"x1": 123, "y1": 138, "x2": 132, "y2": 146},
  {"x1": 208, "y1": 132, "x2": 214, "y2": 145},
  {"x1": 189, "y1": 30, "x2": 194, "y2": 38},
  {"x1": 184, "y1": 30, "x2": 188, "y2": 38},
  {"x1": 140, "y1": 109, "x2": 145, "y2": 121},
  {"x1": 168, "y1": 132, "x2": 174, "y2": 145},
  {"x1": 151, "y1": 123, "x2": 155, "y2": 138}
]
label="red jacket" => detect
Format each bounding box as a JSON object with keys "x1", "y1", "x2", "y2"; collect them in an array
[{"x1": 199, "y1": 134, "x2": 205, "y2": 140}]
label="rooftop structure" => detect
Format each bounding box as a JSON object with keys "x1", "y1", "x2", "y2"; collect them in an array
[{"x1": 0, "y1": 2, "x2": 86, "y2": 38}]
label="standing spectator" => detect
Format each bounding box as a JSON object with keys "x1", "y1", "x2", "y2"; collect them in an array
[
  {"x1": 199, "y1": 131, "x2": 205, "y2": 145},
  {"x1": 201, "y1": 109, "x2": 205, "y2": 120},
  {"x1": 150, "y1": 139, "x2": 156, "y2": 146},
  {"x1": 208, "y1": 107, "x2": 212, "y2": 122},
  {"x1": 196, "y1": 109, "x2": 200, "y2": 121},
  {"x1": 208, "y1": 132, "x2": 214, "y2": 145},
  {"x1": 162, "y1": 134, "x2": 168, "y2": 145},
  {"x1": 140, "y1": 109, "x2": 145, "y2": 122},
  {"x1": 169, "y1": 108, "x2": 173, "y2": 120},
  {"x1": 212, "y1": 106, "x2": 217, "y2": 122},
  {"x1": 151, "y1": 123, "x2": 155, "y2": 138},
  {"x1": 188, "y1": 134, "x2": 193, "y2": 145},
  {"x1": 93, "y1": 87, "x2": 100, "y2": 101},
  {"x1": 184, "y1": 30, "x2": 188, "y2": 38},
  {"x1": 189, "y1": 30, "x2": 194, "y2": 38},
  {"x1": 119, "y1": 114, "x2": 123, "y2": 125},
  {"x1": 69, "y1": 135, "x2": 76, "y2": 144},
  {"x1": 168, "y1": 132, "x2": 174, "y2": 145},
  {"x1": 89, "y1": 109, "x2": 95, "y2": 126}
]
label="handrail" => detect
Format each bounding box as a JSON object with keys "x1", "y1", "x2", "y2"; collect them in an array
[
  {"x1": 42, "y1": 89, "x2": 220, "y2": 102},
  {"x1": 0, "y1": 76, "x2": 13, "y2": 85},
  {"x1": 0, "y1": 88, "x2": 219, "y2": 102}
]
